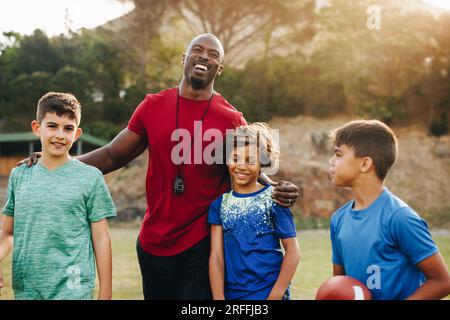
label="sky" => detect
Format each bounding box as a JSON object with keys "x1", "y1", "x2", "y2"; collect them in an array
[
  {"x1": 422, "y1": 0, "x2": 450, "y2": 10},
  {"x1": 0, "y1": 0, "x2": 449, "y2": 37},
  {"x1": 0, "y1": 0, "x2": 134, "y2": 36}
]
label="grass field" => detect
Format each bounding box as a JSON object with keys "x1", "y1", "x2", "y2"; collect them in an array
[{"x1": 1, "y1": 227, "x2": 449, "y2": 300}]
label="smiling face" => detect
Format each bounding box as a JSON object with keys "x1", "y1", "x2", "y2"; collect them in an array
[
  {"x1": 32, "y1": 112, "x2": 82, "y2": 161},
  {"x1": 228, "y1": 144, "x2": 262, "y2": 193},
  {"x1": 182, "y1": 34, "x2": 224, "y2": 90}
]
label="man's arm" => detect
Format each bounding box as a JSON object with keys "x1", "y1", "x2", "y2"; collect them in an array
[
  {"x1": 20, "y1": 129, "x2": 148, "y2": 172},
  {"x1": 77, "y1": 128, "x2": 148, "y2": 174},
  {"x1": 406, "y1": 252, "x2": 450, "y2": 300},
  {"x1": 91, "y1": 219, "x2": 113, "y2": 300},
  {"x1": 268, "y1": 237, "x2": 300, "y2": 300},
  {"x1": 0, "y1": 215, "x2": 14, "y2": 296},
  {"x1": 209, "y1": 225, "x2": 225, "y2": 300}
]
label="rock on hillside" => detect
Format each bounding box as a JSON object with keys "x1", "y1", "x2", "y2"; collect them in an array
[{"x1": 107, "y1": 153, "x2": 148, "y2": 223}]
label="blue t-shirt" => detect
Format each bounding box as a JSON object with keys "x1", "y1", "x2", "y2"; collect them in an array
[
  {"x1": 208, "y1": 184, "x2": 297, "y2": 300},
  {"x1": 330, "y1": 188, "x2": 438, "y2": 300}
]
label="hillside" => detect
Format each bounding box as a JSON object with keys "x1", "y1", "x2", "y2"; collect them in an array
[
  {"x1": 106, "y1": 116, "x2": 450, "y2": 228},
  {"x1": 270, "y1": 116, "x2": 450, "y2": 227}
]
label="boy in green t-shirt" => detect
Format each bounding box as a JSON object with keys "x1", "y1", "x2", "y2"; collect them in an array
[{"x1": 0, "y1": 92, "x2": 116, "y2": 300}]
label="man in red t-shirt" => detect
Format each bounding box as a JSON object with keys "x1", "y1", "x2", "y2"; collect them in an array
[{"x1": 55, "y1": 34, "x2": 297, "y2": 299}]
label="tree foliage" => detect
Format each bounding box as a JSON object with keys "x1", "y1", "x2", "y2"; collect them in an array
[
  {"x1": 0, "y1": 29, "x2": 129, "y2": 137},
  {"x1": 1, "y1": 0, "x2": 450, "y2": 138},
  {"x1": 121, "y1": 0, "x2": 316, "y2": 66}
]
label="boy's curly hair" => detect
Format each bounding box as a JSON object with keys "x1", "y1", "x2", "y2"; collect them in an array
[{"x1": 227, "y1": 122, "x2": 280, "y2": 171}]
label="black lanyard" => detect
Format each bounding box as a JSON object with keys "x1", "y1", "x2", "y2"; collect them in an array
[{"x1": 173, "y1": 88, "x2": 215, "y2": 195}]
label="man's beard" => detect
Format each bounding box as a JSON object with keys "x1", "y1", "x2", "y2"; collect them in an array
[{"x1": 190, "y1": 76, "x2": 208, "y2": 90}]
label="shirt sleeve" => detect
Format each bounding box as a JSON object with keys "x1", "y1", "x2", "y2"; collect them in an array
[
  {"x1": 86, "y1": 174, "x2": 117, "y2": 222},
  {"x1": 208, "y1": 195, "x2": 223, "y2": 225},
  {"x1": 2, "y1": 169, "x2": 16, "y2": 216},
  {"x1": 390, "y1": 207, "x2": 438, "y2": 265},
  {"x1": 271, "y1": 203, "x2": 297, "y2": 239},
  {"x1": 127, "y1": 95, "x2": 149, "y2": 137},
  {"x1": 237, "y1": 114, "x2": 247, "y2": 126},
  {"x1": 330, "y1": 214, "x2": 343, "y2": 265}
]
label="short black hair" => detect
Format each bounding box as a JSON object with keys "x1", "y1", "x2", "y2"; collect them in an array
[{"x1": 330, "y1": 120, "x2": 398, "y2": 180}]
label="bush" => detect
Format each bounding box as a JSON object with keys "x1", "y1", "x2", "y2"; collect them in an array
[
  {"x1": 83, "y1": 121, "x2": 122, "y2": 141},
  {"x1": 215, "y1": 56, "x2": 346, "y2": 122},
  {"x1": 429, "y1": 112, "x2": 449, "y2": 137},
  {"x1": 356, "y1": 96, "x2": 406, "y2": 124},
  {"x1": 295, "y1": 214, "x2": 331, "y2": 230}
]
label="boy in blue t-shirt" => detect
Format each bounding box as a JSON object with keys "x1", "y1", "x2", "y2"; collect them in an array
[
  {"x1": 208, "y1": 123, "x2": 300, "y2": 300},
  {"x1": 328, "y1": 120, "x2": 450, "y2": 300}
]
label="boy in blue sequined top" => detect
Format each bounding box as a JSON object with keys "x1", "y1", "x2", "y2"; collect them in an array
[{"x1": 208, "y1": 123, "x2": 300, "y2": 300}]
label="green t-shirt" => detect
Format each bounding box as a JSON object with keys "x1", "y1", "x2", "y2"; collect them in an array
[{"x1": 2, "y1": 158, "x2": 116, "y2": 300}]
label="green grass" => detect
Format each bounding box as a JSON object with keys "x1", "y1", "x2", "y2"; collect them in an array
[
  {"x1": 0, "y1": 227, "x2": 144, "y2": 300},
  {"x1": 1, "y1": 228, "x2": 449, "y2": 300},
  {"x1": 293, "y1": 230, "x2": 333, "y2": 299}
]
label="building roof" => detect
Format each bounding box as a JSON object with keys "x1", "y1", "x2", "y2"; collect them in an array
[{"x1": 0, "y1": 132, "x2": 109, "y2": 147}]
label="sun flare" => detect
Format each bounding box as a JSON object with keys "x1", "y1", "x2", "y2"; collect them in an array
[{"x1": 422, "y1": 0, "x2": 450, "y2": 10}]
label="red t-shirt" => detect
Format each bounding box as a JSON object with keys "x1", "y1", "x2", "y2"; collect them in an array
[{"x1": 128, "y1": 87, "x2": 246, "y2": 256}]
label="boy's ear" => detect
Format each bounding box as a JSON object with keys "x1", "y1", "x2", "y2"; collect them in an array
[
  {"x1": 31, "y1": 120, "x2": 40, "y2": 137},
  {"x1": 360, "y1": 157, "x2": 374, "y2": 173},
  {"x1": 74, "y1": 127, "x2": 82, "y2": 142}
]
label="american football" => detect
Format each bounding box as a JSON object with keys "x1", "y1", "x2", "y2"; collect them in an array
[{"x1": 316, "y1": 275, "x2": 372, "y2": 300}]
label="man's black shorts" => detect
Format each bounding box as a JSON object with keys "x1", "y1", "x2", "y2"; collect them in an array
[{"x1": 136, "y1": 236, "x2": 212, "y2": 300}]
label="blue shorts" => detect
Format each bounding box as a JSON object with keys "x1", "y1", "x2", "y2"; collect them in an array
[{"x1": 226, "y1": 285, "x2": 290, "y2": 300}]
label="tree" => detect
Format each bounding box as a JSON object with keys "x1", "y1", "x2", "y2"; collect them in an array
[
  {"x1": 311, "y1": 0, "x2": 436, "y2": 123},
  {"x1": 53, "y1": 30, "x2": 130, "y2": 125},
  {"x1": 215, "y1": 54, "x2": 345, "y2": 122},
  {"x1": 2, "y1": 72, "x2": 54, "y2": 131},
  {"x1": 110, "y1": 0, "x2": 179, "y2": 88},
  {"x1": 173, "y1": 0, "x2": 316, "y2": 65},
  {"x1": 118, "y1": 0, "x2": 315, "y2": 67},
  {"x1": 0, "y1": 29, "x2": 130, "y2": 133},
  {"x1": 52, "y1": 66, "x2": 90, "y2": 103},
  {"x1": 421, "y1": 13, "x2": 450, "y2": 135},
  {"x1": 14, "y1": 29, "x2": 64, "y2": 75}
]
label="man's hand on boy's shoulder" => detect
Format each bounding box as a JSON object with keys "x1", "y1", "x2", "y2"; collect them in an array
[
  {"x1": 16, "y1": 152, "x2": 42, "y2": 167},
  {"x1": 271, "y1": 180, "x2": 300, "y2": 208}
]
